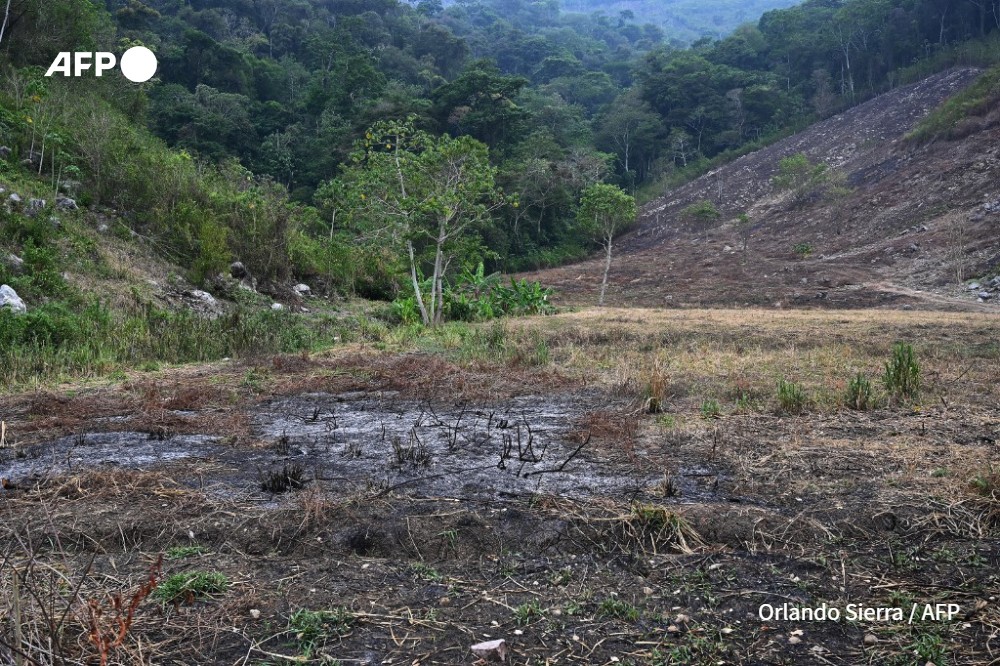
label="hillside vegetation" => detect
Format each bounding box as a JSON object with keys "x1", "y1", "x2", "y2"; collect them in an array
[{"x1": 0, "y1": 0, "x2": 999, "y2": 387}]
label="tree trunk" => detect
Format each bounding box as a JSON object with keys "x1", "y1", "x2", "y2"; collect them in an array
[
  {"x1": 429, "y1": 235, "x2": 444, "y2": 326},
  {"x1": 0, "y1": 0, "x2": 11, "y2": 48},
  {"x1": 599, "y1": 232, "x2": 613, "y2": 306},
  {"x1": 407, "y1": 241, "x2": 430, "y2": 326}
]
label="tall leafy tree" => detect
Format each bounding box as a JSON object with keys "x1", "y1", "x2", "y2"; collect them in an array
[{"x1": 333, "y1": 119, "x2": 504, "y2": 325}]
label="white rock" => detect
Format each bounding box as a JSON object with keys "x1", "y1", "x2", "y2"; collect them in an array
[
  {"x1": 249, "y1": 609, "x2": 261, "y2": 619},
  {"x1": 271, "y1": 302, "x2": 284, "y2": 311},
  {"x1": 3, "y1": 254, "x2": 23, "y2": 274},
  {"x1": 292, "y1": 283, "x2": 311, "y2": 296},
  {"x1": 470, "y1": 638, "x2": 508, "y2": 662},
  {"x1": 0, "y1": 284, "x2": 26, "y2": 314},
  {"x1": 188, "y1": 289, "x2": 216, "y2": 305}
]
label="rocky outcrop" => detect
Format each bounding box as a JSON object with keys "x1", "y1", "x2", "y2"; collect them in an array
[{"x1": 0, "y1": 285, "x2": 26, "y2": 314}]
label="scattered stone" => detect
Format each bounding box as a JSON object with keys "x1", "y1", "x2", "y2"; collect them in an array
[
  {"x1": 470, "y1": 638, "x2": 508, "y2": 662},
  {"x1": 0, "y1": 285, "x2": 27, "y2": 314},
  {"x1": 978, "y1": 291, "x2": 992, "y2": 300},
  {"x1": 249, "y1": 609, "x2": 261, "y2": 619},
  {"x1": 49, "y1": 216, "x2": 61, "y2": 230},
  {"x1": 292, "y1": 283, "x2": 311, "y2": 297},
  {"x1": 723, "y1": 245, "x2": 732, "y2": 252},
  {"x1": 788, "y1": 636, "x2": 802, "y2": 645},
  {"x1": 8, "y1": 193, "x2": 21, "y2": 205},
  {"x1": 188, "y1": 290, "x2": 216, "y2": 305},
  {"x1": 3, "y1": 254, "x2": 24, "y2": 275},
  {"x1": 230, "y1": 261, "x2": 249, "y2": 279},
  {"x1": 666, "y1": 625, "x2": 680, "y2": 633},
  {"x1": 674, "y1": 614, "x2": 690, "y2": 624},
  {"x1": 908, "y1": 243, "x2": 919, "y2": 252},
  {"x1": 25, "y1": 198, "x2": 46, "y2": 217},
  {"x1": 902, "y1": 304, "x2": 913, "y2": 311},
  {"x1": 97, "y1": 224, "x2": 109, "y2": 233},
  {"x1": 271, "y1": 302, "x2": 284, "y2": 311},
  {"x1": 0, "y1": 146, "x2": 10, "y2": 158},
  {"x1": 56, "y1": 196, "x2": 78, "y2": 210},
  {"x1": 864, "y1": 634, "x2": 878, "y2": 646},
  {"x1": 438, "y1": 596, "x2": 451, "y2": 606},
  {"x1": 969, "y1": 282, "x2": 981, "y2": 290},
  {"x1": 642, "y1": 586, "x2": 654, "y2": 596}
]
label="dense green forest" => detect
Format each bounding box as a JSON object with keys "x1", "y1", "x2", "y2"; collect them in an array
[{"x1": 1, "y1": 0, "x2": 999, "y2": 307}]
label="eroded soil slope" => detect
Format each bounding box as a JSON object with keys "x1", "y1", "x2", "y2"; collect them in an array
[{"x1": 529, "y1": 68, "x2": 1000, "y2": 311}]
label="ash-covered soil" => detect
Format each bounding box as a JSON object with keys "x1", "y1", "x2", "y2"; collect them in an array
[{"x1": 1, "y1": 310, "x2": 998, "y2": 665}]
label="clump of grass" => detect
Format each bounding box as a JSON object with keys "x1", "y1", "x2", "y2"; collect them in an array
[
  {"x1": 642, "y1": 363, "x2": 669, "y2": 414},
  {"x1": 259, "y1": 463, "x2": 307, "y2": 493},
  {"x1": 155, "y1": 571, "x2": 229, "y2": 605},
  {"x1": 776, "y1": 379, "x2": 807, "y2": 414},
  {"x1": 458, "y1": 320, "x2": 509, "y2": 364},
  {"x1": 845, "y1": 372, "x2": 876, "y2": 410},
  {"x1": 288, "y1": 608, "x2": 354, "y2": 657},
  {"x1": 514, "y1": 600, "x2": 544, "y2": 625},
  {"x1": 969, "y1": 466, "x2": 999, "y2": 498},
  {"x1": 598, "y1": 597, "x2": 640, "y2": 621},
  {"x1": 165, "y1": 545, "x2": 207, "y2": 560},
  {"x1": 883, "y1": 342, "x2": 919, "y2": 403},
  {"x1": 625, "y1": 504, "x2": 704, "y2": 554},
  {"x1": 700, "y1": 399, "x2": 721, "y2": 419},
  {"x1": 410, "y1": 562, "x2": 443, "y2": 582}
]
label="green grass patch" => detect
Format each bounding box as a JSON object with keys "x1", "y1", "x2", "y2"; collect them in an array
[
  {"x1": 909, "y1": 64, "x2": 1000, "y2": 144},
  {"x1": 155, "y1": 571, "x2": 229, "y2": 604},
  {"x1": 288, "y1": 608, "x2": 354, "y2": 657}
]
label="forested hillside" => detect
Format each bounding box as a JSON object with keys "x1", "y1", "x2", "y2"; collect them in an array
[
  {"x1": 557, "y1": 0, "x2": 801, "y2": 42},
  {"x1": 1, "y1": 0, "x2": 999, "y2": 347}
]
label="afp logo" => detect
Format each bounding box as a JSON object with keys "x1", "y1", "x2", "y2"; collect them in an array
[{"x1": 45, "y1": 46, "x2": 157, "y2": 83}]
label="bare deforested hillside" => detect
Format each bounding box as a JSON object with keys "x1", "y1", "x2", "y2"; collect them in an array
[{"x1": 528, "y1": 68, "x2": 1000, "y2": 311}]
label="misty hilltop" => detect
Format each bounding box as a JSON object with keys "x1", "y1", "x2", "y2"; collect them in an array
[{"x1": 556, "y1": 0, "x2": 802, "y2": 41}]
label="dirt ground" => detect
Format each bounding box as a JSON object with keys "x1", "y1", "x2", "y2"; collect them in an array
[{"x1": 1, "y1": 308, "x2": 999, "y2": 665}]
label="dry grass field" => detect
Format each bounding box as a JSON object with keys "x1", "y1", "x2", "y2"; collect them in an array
[{"x1": 1, "y1": 307, "x2": 999, "y2": 665}]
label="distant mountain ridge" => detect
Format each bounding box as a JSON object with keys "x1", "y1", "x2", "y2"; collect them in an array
[{"x1": 557, "y1": 0, "x2": 802, "y2": 41}]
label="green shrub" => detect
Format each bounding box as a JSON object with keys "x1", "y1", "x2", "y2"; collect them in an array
[
  {"x1": 793, "y1": 242, "x2": 814, "y2": 258},
  {"x1": 883, "y1": 343, "x2": 920, "y2": 403},
  {"x1": 845, "y1": 372, "x2": 875, "y2": 410},
  {"x1": 680, "y1": 200, "x2": 721, "y2": 224},
  {"x1": 777, "y1": 379, "x2": 807, "y2": 414}
]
